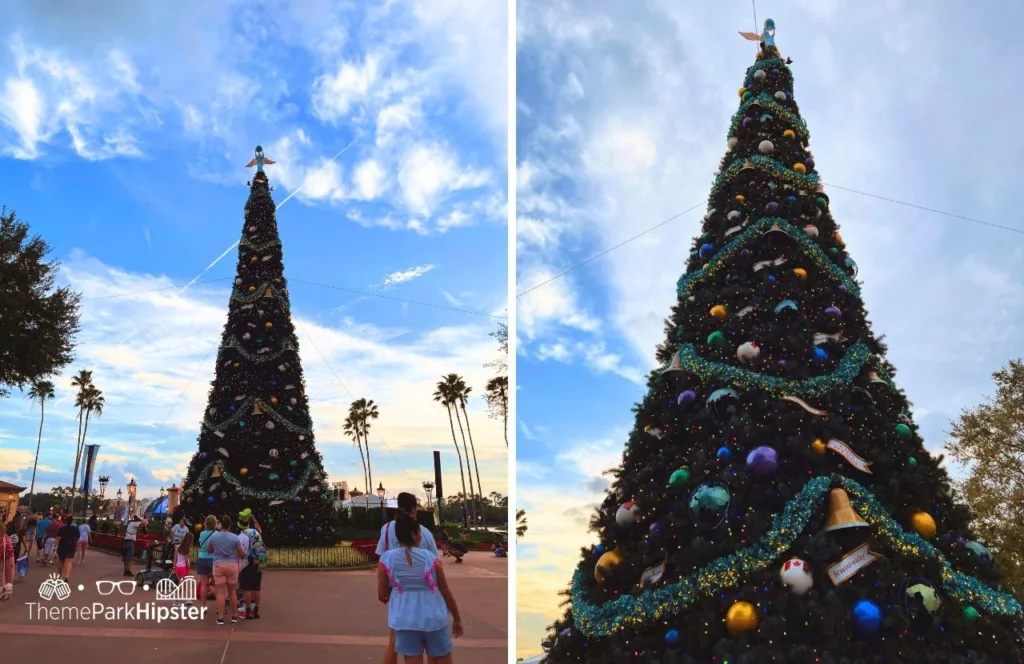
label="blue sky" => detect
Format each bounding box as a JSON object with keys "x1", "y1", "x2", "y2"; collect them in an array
[
  {"x1": 515, "y1": 0, "x2": 1024, "y2": 657},
  {"x1": 0, "y1": 1, "x2": 508, "y2": 511}
]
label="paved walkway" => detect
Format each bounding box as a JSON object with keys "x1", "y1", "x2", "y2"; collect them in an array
[{"x1": 0, "y1": 546, "x2": 507, "y2": 663}]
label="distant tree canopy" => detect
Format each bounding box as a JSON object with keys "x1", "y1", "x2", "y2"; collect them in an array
[
  {"x1": 945, "y1": 358, "x2": 1024, "y2": 599},
  {"x1": 0, "y1": 207, "x2": 81, "y2": 397}
]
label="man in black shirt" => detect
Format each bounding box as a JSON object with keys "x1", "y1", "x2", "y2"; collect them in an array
[{"x1": 56, "y1": 515, "x2": 80, "y2": 583}]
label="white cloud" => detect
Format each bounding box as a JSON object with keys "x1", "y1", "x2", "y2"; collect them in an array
[
  {"x1": 397, "y1": 143, "x2": 491, "y2": 216},
  {"x1": 311, "y1": 53, "x2": 382, "y2": 122},
  {"x1": 379, "y1": 264, "x2": 436, "y2": 289},
  {"x1": 353, "y1": 158, "x2": 388, "y2": 200}
]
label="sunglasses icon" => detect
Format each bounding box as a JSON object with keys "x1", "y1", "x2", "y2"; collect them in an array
[{"x1": 95, "y1": 580, "x2": 137, "y2": 596}]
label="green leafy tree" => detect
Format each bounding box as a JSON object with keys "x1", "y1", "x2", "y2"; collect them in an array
[
  {"x1": 517, "y1": 508, "x2": 527, "y2": 540},
  {"x1": 26, "y1": 378, "x2": 55, "y2": 510},
  {"x1": 349, "y1": 398, "x2": 380, "y2": 494},
  {"x1": 71, "y1": 385, "x2": 104, "y2": 515},
  {"x1": 181, "y1": 159, "x2": 336, "y2": 546},
  {"x1": 454, "y1": 376, "x2": 485, "y2": 523},
  {"x1": 343, "y1": 414, "x2": 368, "y2": 493},
  {"x1": 542, "y1": 26, "x2": 1024, "y2": 662},
  {"x1": 485, "y1": 322, "x2": 509, "y2": 447},
  {"x1": 945, "y1": 359, "x2": 1024, "y2": 600},
  {"x1": 0, "y1": 207, "x2": 81, "y2": 397},
  {"x1": 68, "y1": 370, "x2": 94, "y2": 511}
]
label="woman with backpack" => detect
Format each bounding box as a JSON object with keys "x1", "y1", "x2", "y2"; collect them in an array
[{"x1": 238, "y1": 513, "x2": 265, "y2": 619}]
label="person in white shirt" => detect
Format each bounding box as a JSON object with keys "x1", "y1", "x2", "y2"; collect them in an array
[
  {"x1": 376, "y1": 492, "x2": 439, "y2": 664},
  {"x1": 122, "y1": 516, "x2": 144, "y2": 577},
  {"x1": 75, "y1": 520, "x2": 91, "y2": 565},
  {"x1": 170, "y1": 513, "x2": 189, "y2": 546}
]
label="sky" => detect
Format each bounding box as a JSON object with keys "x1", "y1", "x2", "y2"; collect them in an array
[
  {"x1": 515, "y1": 0, "x2": 1024, "y2": 657},
  {"x1": 0, "y1": 1, "x2": 509, "y2": 514}
]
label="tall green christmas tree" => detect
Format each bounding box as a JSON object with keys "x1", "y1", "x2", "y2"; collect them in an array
[
  {"x1": 542, "y1": 22, "x2": 1024, "y2": 663},
  {"x1": 182, "y1": 146, "x2": 336, "y2": 546}
]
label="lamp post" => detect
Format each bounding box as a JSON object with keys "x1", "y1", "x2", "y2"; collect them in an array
[
  {"x1": 376, "y1": 482, "x2": 387, "y2": 527},
  {"x1": 127, "y1": 479, "x2": 138, "y2": 519},
  {"x1": 115, "y1": 488, "x2": 123, "y2": 522},
  {"x1": 98, "y1": 476, "x2": 110, "y2": 517}
]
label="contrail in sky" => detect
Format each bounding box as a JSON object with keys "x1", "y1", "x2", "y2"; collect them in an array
[{"x1": 116, "y1": 134, "x2": 362, "y2": 348}]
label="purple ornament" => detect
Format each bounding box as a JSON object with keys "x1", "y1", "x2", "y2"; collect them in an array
[
  {"x1": 765, "y1": 201, "x2": 780, "y2": 213},
  {"x1": 746, "y1": 446, "x2": 779, "y2": 476},
  {"x1": 739, "y1": 248, "x2": 752, "y2": 263},
  {"x1": 742, "y1": 117, "x2": 754, "y2": 128},
  {"x1": 777, "y1": 359, "x2": 787, "y2": 368},
  {"x1": 805, "y1": 158, "x2": 815, "y2": 169},
  {"x1": 825, "y1": 306, "x2": 842, "y2": 317},
  {"x1": 838, "y1": 284, "x2": 847, "y2": 293},
  {"x1": 649, "y1": 522, "x2": 661, "y2": 535},
  {"x1": 677, "y1": 390, "x2": 698, "y2": 407}
]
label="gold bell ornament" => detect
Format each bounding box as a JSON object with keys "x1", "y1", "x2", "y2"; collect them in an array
[
  {"x1": 252, "y1": 402, "x2": 263, "y2": 415},
  {"x1": 823, "y1": 488, "x2": 868, "y2": 532},
  {"x1": 211, "y1": 464, "x2": 222, "y2": 478}
]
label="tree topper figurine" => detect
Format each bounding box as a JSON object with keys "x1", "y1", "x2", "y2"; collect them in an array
[
  {"x1": 245, "y1": 145, "x2": 275, "y2": 173},
  {"x1": 739, "y1": 18, "x2": 776, "y2": 47}
]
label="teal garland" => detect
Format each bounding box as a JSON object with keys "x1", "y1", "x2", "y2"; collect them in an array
[
  {"x1": 743, "y1": 57, "x2": 793, "y2": 88},
  {"x1": 202, "y1": 397, "x2": 312, "y2": 435},
  {"x1": 711, "y1": 155, "x2": 820, "y2": 200},
  {"x1": 674, "y1": 341, "x2": 869, "y2": 398},
  {"x1": 223, "y1": 336, "x2": 297, "y2": 364},
  {"x1": 181, "y1": 459, "x2": 320, "y2": 500},
  {"x1": 676, "y1": 217, "x2": 860, "y2": 298},
  {"x1": 231, "y1": 282, "x2": 287, "y2": 304},
  {"x1": 728, "y1": 93, "x2": 809, "y2": 142},
  {"x1": 569, "y1": 474, "x2": 1021, "y2": 637},
  {"x1": 239, "y1": 237, "x2": 282, "y2": 252}
]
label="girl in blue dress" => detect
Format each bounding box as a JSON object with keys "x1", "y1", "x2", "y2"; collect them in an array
[{"x1": 378, "y1": 516, "x2": 464, "y2": 663}]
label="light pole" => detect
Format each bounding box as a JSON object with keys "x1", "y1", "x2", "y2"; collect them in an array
[
  {"x1": 115, "y1": 488, "x2": 123, "y2": 519},
  {"x1": 127, "y1": 479, "x2": 138, "y2": 519},
  {"x1": 98, "y1": 476, "x2": 110, "y2": 517},
  {"x1": 376, "y1": 482, "x2": 387, "y2": 527}
]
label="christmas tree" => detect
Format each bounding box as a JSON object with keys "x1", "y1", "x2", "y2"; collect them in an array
[
  {"x1": 542, "y1": 22, "x2": 1024, "y2": 663},
  {"x1": 182, "y1": 146, "x2": 336, "y2": 546}
]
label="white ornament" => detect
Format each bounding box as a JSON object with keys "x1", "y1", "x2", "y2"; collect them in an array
[
  {"x1": 248, "y1": 226, "x2": 256, "y2": 232},
  {"x1": 737, "y1": 341, "x2": 760, "y2": 364},
  {"x1": 290, "y1": 398, "x2": 297, "y2": 405},
  {"x1": 802, "y1": 225, "x2": 819, "y2": 238},
  {"x1": 758, "y1": 140, "x2": 774, "y2": 154},
  {"x1": 780, "y1": 557, "x2": 814, "y2": 595},
  {"x1": 727, "y1": 210, "x2": 743, "y2": 221},
  {"x1": 242, "y1": 332, "x2": 251, "y2": 340},
  {"x1": 774, "y1": 91, "x2": 787, "y2": 101},
  {"x1": 753, "y1": 69, "x2": 767, "y2": 81},
  {"x1": 615, "y1": 501, "x2": 640, "y2": 527},
  {"x1": 269, "y1": 448, "x2": 279, "y2": 458},
  {"x1": 235, "y1": 278, "x2": 242, "y2": 285},
  {"x1": 727, "y1": 136, "x2": 739, "y2": 150},
  {"x1": 266, "y1": 421, "x2": 276, "y2": 430}
]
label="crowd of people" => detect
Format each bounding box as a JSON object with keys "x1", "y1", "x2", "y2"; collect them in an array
[{"x1": 2, "y1": 509, "x2": 94, "y2": 586}]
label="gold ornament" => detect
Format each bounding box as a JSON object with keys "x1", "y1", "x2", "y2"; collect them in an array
[
  {"x1": 594, "y1": 548, "x2": 624, "y2": 584},
  {"x1": 271, "y1": 396, "x2": 279, "y2": 405},
  {"x1": 823, "y1": 488, "x2": 868, "y2": 532},
  {"x1": 782, "y1": 129, "x2": 796, "y2": 139},
  {"x1": 710, "y1": 304, "x2": 727, "y2": 319},
  {"x1": 811, "y1": 439, "x2": 827, "y2": 455},
  {"x1": 240, "y1": 467, "x2": 249, "y2": 476},
  {"x1": 725, "y1": 601, "x2": 759, "y2": 636},
  {"x1": 251, "y1": 256, "x2": 258, "y2": 263},
  {"x1": 792, "y1": 267, "x2": 807, "y2": 281},
  {"x1": 265, "y1": 322, "x2": 273, "y2": 329},
  {"x1": 834, "y1": 231, "x2": 844, "y2": 244},
  {"x1": 734, "y1": 194, "x2": 746, "y2": 204},
  {"x1": 248, "y1": 286, "x2": 256, "y2": 293},
  {"x1": 211, "y1": 464, "x2": 222, "y2": 478},
  {"x1": 232, "y1": 362, "x2": 240, "y2": 368},
  {"x1": 738, "y1": 87, "x2": 746, "y2": 98},
  {"x1": 252, "y1": 402, "x2": 263, "y2": 415},
  {"x1": 911, "y1": 511, "x2": 937, "y2": 539},
  {"x1": 793, "y1": 163, "x2": 807, "y2": 174}
]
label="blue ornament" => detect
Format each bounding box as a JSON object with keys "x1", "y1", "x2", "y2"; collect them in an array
[
  {"x1": 270, "y1": 379, "x2": 278, "y2": 386},
  {"x1": 852, "y1": 599, "x2": 882, "y2": 634},
  {"x1": 293, "y1": 496, "x2": 301, "y2": 503},
  {"x1": 699, "y1": 243, "x2": 715, "y2": 260},
  {"x1": 241, "y1": 380, "x2": 249, "y2": 386},
  {"x1": 767, "y1": 275, "x2": 776, "y2": 282},
  {"x1": 665, "y1": 629, "x2": 680, "y2": 645},
  {"x1": 269, "y1": 473, "x2": 279, "y2": 480},
  {"x1": 229, "y1": 404, "x2": 237, "y2": 413},
  {"x1": 595, "y1": 543, "x2": 606, "y2": 554},
  {"x1": 786, "y1": 195, "x2": 797, "y2": 203},
  {"x1": 774, "y1": 300, "x2": 798, "y2": 314},
  {"x1": 239, "y1": 420, "x2": 246, "y2": 427},
  {"x1": 207, "y1": 496, "x2": 215, "y2": 504},
  {"x1": 287, "y1": 524, "x2": 295, "y2": 532},
  {"x1": 813, "y1": 348, "x2": 828, "y2": 361},
  {"x1": 717, "y1": 446, "x2": 732, "y2": 460}
]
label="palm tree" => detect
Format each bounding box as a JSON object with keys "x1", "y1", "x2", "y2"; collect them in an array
[
  {"x1": 433, "y1": 379, "x2": 470, "y2": 527},
  {"x1": 516, "y1": 509, "x2": 527, "y2": 540},
  {"x1": 484, "y1": 375, "x2": 508, "y2": 447},
  {"x1": 343, "y1": 414, "x2": 368, "y2": 493},
  {"x1": 453, "y1": 376, "x2": 485, "y2": 525},
  {"x1": 440, "y1": 374, "x2": 476, "y2": 525},
  {"x1": 351, "y1": 398, "x2": 380, "y2": 493},
  {"x1": 71, "y1": 386, "x2": 104, "y2": 514},
  {"x1": 26, "y1": 378, "x2": 56, "y2": 511},
  {"x1": 69, "y1": 370, "x2": 94, "y2": 510}
]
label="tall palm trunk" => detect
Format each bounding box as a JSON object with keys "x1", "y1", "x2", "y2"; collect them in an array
[
  {"x1": 459, "y1": 399, "x2": 485, "y2": 526},
  {"x1": 451, "y1": 405, "x2": 477, "y2": 525},
  {"x1": 365, "y1": 431, "x2": 374, "y2": 497},
  {"x1": 29, "y1": 400, "x2": 46, "y2": 510},
  {"x1": 71, "y1": 409, "x2": 93, "y2": 515},
  {"x1": 69, "y1": 407, "x2": 86, "y2": 510},
  {"x1": 445, "y1": 404, "x2": 470, "y2": 526},
  {"x1": 355, "y1": 432, "x2": 369, "y2": 493}
]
